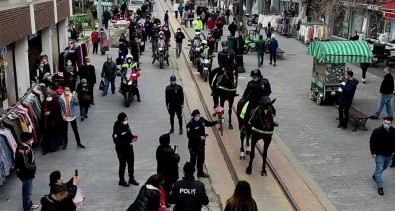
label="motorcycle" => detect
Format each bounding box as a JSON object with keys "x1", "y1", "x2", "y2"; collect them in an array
[
  {"x1": 246, "y1": 14, "x2": 259, "y2": 26},
  {"x1": 119, "y1": 68, "x2": 140, "y2": 107},
  {"x1": 243, "y1": 36, "x2": 257, "y2": 54},
  {"x1": 198, "y1": 54, "x2": 215, "y2": 82},
  {"x1": 154, "y1": 40, "x2": 169, "y2": 69},
  {"x1": 188, "y1": 39, "x2": 202, "y2": 65}
]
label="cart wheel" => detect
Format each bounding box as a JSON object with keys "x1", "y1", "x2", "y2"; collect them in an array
[
  {"x1": 309, "y1": 90, "x2": 315, "y2": 101},
  {"x1": 316, "y1": 97, "x2": 322, "y2": 106}
]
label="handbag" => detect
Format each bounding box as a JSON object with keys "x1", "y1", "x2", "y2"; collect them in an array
[
  {"x1": 72, "y1": 188, "x2": 86, "y2": 208},
  {"x1": 99, "y1": 79, "x2": 104, "y2": 91}
]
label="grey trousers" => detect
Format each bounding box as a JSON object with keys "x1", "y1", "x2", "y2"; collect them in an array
[{"x1": 176, "y1": 42, "x2": 182, "y2": 57}]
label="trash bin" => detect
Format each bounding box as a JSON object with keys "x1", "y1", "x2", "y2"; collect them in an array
[{"x1": 227, "y1": 36, "x2": 236, "y2": 52}]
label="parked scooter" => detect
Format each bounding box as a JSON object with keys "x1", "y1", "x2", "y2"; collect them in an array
[
  {"x1": 243, "y1": 36, "x2": 257, "y2": 54},
  {"x1": 246, "y1": 14, "x2": 259, "y2": 26}
]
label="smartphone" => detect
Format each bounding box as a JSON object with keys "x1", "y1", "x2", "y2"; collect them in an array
[
  {"x1": 173, "y1": 145, "x2": 177, "y2": 151},
  {"x1": 75, "y1": 169, "x2": 78, "y2": 177}
]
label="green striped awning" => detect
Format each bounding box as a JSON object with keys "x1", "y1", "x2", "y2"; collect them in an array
[
  {"x1": 94, "y1": 1, "x2": 113, "y2": 6},
  {"x1": 307, "y1": 40, "x2": 372, "y2": 63}
]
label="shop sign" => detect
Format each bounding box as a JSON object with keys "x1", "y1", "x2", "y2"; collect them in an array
[
  {"x1": 367, "y1": 5, "x2": 380, "y2": 11},
  {"x1": 28, "y1": 33, "x2": 38, "y2": 40},
  {"x1": 2, "y1": 99, "x2": 8, "y2": 110}
]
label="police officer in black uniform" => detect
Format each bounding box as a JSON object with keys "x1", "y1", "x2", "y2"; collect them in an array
[
  {"x1": 166, "y1": 75, "x2": 184, "y2": 135},
  {"x1": 186, "y1": 109, "x2": 218, "y2": 178},
  {"x1": 169, "y1": 162, "x2": 209, "y2": 210},
  {"x1": 242, "y1": 68, "x2": 278, "y2": 126},
  {"x1": 217, "y1": 41, "x2": 234, "y2": 70}
]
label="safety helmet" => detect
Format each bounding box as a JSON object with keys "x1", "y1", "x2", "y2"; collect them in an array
[
  {"x1": 195, "y1": 32, "x2": 200, "y2": 36},
  {"x1": 221, "y1": 41, "x2": 228, "y2": 47},
  {"x1": 250, "y1": 68, "x2": 262, "y2": 77},
  {"x1": 159, "y1": 31, "x2": 164, "y2": 35},
  {"x1": 126, "y1": 54, "x2": 133, "y2": 60},
  {"x1": 170, "y1": 75, "x2": 176, "y2": 81},
  {"x1": 202, "y1": 40, "x2": 207, "y2": 45},
  {"x1": 81, "y1": 78, "x2": 88, "y2": 84}
]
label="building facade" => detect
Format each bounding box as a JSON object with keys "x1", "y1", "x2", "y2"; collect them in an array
[{"x1": 0, "y1": 0, "x2": 71, "y2": 109}]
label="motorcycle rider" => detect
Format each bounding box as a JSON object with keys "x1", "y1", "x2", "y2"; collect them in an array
[
  {"x1": 120, "y1": 55, "x2": 141, "y2": 102},
  {"x1": 151, "y1": 24, "x2": 160, "y2": 55},
  {"x1": 206, "y1": 31, "x2": 216, "y2": 54},
  {"x1": 118, "y1": 35, "x2": 129, "y2": 65},
  {"x1": 212, "y1": 25, "x2": 221, "y2": 52},
  {"x1": 241, "y1": 68, "x2": 278, "y2": 127},
  {"x1": 152, "y1": 31, "x2": 169, "y2": 65},
  {"x1": 198, "y1": 40, "x2": 210, "y2": 71}
]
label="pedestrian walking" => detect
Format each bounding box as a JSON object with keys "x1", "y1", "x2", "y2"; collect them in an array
[
  {"x1": 178, "y1": 3, "x2": 184, "y2": 20},
  {"x1": 173, "y1": 3, "x2": 179, "y2": 19},
  {"x1": 164, "y1": 10, "x2": 169, "y2": 27},
  {"x1": 41, "y1": 92, "x2": 63, "y2": 155},
  {"x1": 228, "y1": 21, "x2": 237, "y2": 37},
  {"x1": 90, "y1": 28, "x2": 100, "y2": 54},
  {"x1": 79, "y1": 57, "x2": 96, "y2": 105},
  {"x1": 99, "y1": 28, "x2": 108, "y2": 55},
  {"x1": 76, "y1": 79, "x2": 91, "y2": 121},
  {"x1": 337, "y1": 71, "x2": 358, "y2": 129},
  {"x1": 268, "y1": 34, "x2": 278, "y2": 66},
  {"x1": 156, "y1": 134, "x2": 180, "y2": 208},
  {"x1": 255, "y1": 35, "x2": 265, "y2": 67},
  {"x1": 360, "y1": 63, "x2": 370, "y2": 84},
  {"x1": 224, "y1": 181, "x2": 258, "y2": 211},
  {"x1": 166, "y1": 75, "x2": 184, "y2": 134},
  {"x1": 49, "y1": 171, "x2": 79, "y2": 211},
  {"x1": 15, "y1": 132, "x2": 39, "y2": 211},
  {"x1": 370, "y1": 117, "x2": 395, "y2": 195},
  {"x1": 58, "y1": 85, "x2": 85, "y2": 149},
  {"x1": 369, "y1": 67, "x2": 394, "y2": 120},
  {"x1": 169, "y1": 162, "x2": 209, "y2": 210},
  {"x1": 174, "y1": 28, "x2": 185, "y2": 58},
  {"x1": 40, "y1": 185, "x2": 69, "y2": 211},
  {"x1": 186, "y1": 109, "x2": 218, "y2": 177},
  {"x1": 63, "y1": 59, "x2": 77, "y2": 91},
  {"x1": 183, "y1": 10, "x2": 190, "y2": 27},
  {"x1": 103, "y1": 9, "x2": 111, "y2": 29},
  {"x1": 112, "y1": 112, "x2": 139, "y2": 187},
  {"x1": 101, "y1": 56, "x2": 117, "y2": 96},
  {"x1": 127, "y1": 174, "x2": 162, "y2": 211}
]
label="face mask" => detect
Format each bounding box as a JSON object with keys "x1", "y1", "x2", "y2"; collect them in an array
[
  {"x1": 177, "y1": 30, "x2": 181, "y2": 33},
  {"x1": 107, "y1": 60, "x2": 112, "y2": 63},
  {"x1": 194, "y1": 116, "x2": 200, "y2": 121},
  {"x1": 170, "y1": 81, "x2": 176, "y2": 85},
  {"x1": 123, "y1": 120, "x2": 128, "y2": 125},
  {"x1": 46, "y1": 97, "x2": 52, "y2": 102},
  {"x1": 222, "y1": 47, "x2": 228, "y2": 52},
  {"x1": 82, "y1": 83, "x2": 87, "y2": 87},
  {"x1": 252, "y1": 77, "x2": 258, "y2": 82},
  {"x1": 383, "y1": 123, "x2": 391, "y2": 130},
  {"x1": 86, "y1": 62, "x2": 91, "y2": 65},
  {"x1": 64, "y1": 91, "x2": 70, "y2": 95},
  {"x1": 67, "y1": 62, "x2": 72, "y2": 66},
  {"x1": 127, "y1": 59, "x2": 132, "y2": 63},
  {"x1": 40, "y1": 64, "x2": 44, "y2": 67}
]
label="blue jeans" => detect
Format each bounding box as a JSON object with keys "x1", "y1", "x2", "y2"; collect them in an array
[
  {"x1": 80, "y1": 106, "x2": 89, "y2": 117},
  {"x1": 374, "y1": 94, "x2": 393, "y2": 118},
  {"x1": 103, "y1": 78, "x2": 115, "y2": 96},
  {"x1": 20, "y1": 178, "x2": 33, "y2": 211},
  {"x1": 257, "y1": 52, "x2": 264, "y2": 67},
  {"x1": 374, "y1": 155, "x2": 392, "y2": 188}
]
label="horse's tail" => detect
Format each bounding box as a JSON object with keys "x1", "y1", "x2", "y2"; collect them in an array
[{"x1": 236, "y1": 98, "x2": 245, "y2": 130}]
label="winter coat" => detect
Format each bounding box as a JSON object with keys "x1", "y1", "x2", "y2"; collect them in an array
[
  {"x1": 79, "y1": 64, "x2": 97, "y2": 85},
  {"x1": 40, "y1": 195, "x2": 60, "y2": 211},
  {"x1": 370, "y1": 125, "x2": 395, "y2": 157},
  {"x1": 169, "y1": 176, "x2": 209, "y2": 211},
  {"x1": 112, "y1": 121, "x2": 135, "y2": 155},
  {"x1": 58, "y1": 93, "x2": 79, "y2": 119},
  {"x1": 156, "y1": 142, "x2": 180, "y2": 180},
  {"x1": 268, "y1": 38, "x2": 278, "y2": 53},
  {"x1": 76, "y1": 83, "x2": 91, "y2": 107},
  {"x1": 380, "y1": 73, "x2": 394, "y2": 94},
  {"x1": 127, "y1": 185, "x2": 161, "y2": 211},
  {"x1": 14, "y1": 144, "x2": 36, "y2": 179},
  {"x1": 101, "y1": 61, "x2": 117, "y2": 80},
  {"x1": 49, "y1": 178, "x2": 77, "y2": 211},
  {"x1": 337, "y1": 78, "x2": 358, "y2": 106}
]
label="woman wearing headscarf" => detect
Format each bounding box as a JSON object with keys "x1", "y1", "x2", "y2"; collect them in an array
[{"x1": 41, "y1": 91, "x2": 63, "y2": 155}]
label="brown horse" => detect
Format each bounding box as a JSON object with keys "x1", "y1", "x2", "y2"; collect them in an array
[{"x1": 237, "y1": 96, "x2": 275, "y2": 176}]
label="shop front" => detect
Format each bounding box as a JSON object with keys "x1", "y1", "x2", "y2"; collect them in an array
[{"x1": 0, "y1": 44, "x2": 18, "y2": 112}]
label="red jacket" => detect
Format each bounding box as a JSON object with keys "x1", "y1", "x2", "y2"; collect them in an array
[
  {"x1": 91, "y1": 31, "x2": 99, "y2": 43},
  {"x1": 158, "y1": 187, "x2": 166, "y2": 211},
  {"x1": 206, "y1": 19, "x2": 214, "y2": 30}
]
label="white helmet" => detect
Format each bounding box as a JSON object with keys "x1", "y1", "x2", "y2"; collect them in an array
[
  {"x1": 195, "y1": 32, "x2": 201, "y2": 36},
  {"x1": 126, "y1": 54, "x2": 133, "y2": 60},
  {"x1": 159, "y1": 31, "x2": 164, "y2": 35},
  {"x1": 202, "y1": 40, "x2": 207, "y2": 45}
]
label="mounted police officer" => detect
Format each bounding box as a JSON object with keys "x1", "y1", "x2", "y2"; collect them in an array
[
  {"x1": 166, "y1": 75, "x2": 184, "y2": 135},
  {"x1": 241, "y1": 68, "x2": 278, "y2": 126},
  {"x1": 120, "y1": 55, "x2": 141, "y2": 102},
  {"x1": 186, "y1": 109, "x2": 218, "y2": 178},
  {"x1": 217, "y1": 41, "x2": 238, "y2": 96}
]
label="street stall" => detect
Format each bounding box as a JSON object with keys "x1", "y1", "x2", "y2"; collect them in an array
[{"x1": 307, "y1": 40, "x2": 372, "y2": 105}]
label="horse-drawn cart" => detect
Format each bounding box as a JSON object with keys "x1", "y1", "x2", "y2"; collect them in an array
[{"x1": 307, "y1": 40, "x2": 372, "y2": 105}]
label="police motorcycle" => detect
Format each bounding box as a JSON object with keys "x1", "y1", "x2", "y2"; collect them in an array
[
  {"x1": 118, "y1": 55, "x2": 141, "y2": 107},
  {"x1": 243, "y1": 36, "x2": 257, "y2": 54},
  {"x1": 116, "y1": 34, "x2": 129, "y2": 65},
  {"x1": 246, "y1": 14, "x2": 259, "y2": 26},
  {"x1": 197, "y1": 40, "x2": 215, "y2": 82},
  {"x1": 153, "y1": 32, "x2": 169, "y2": 69},
  {"x1": 188, "y1": 32, "x2": 205, "y2": 66}
]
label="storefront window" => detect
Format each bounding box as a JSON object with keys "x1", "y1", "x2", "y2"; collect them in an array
[
  {"x1": 369, "y1": 12, "x2": 388, "y2": 39},
  {"x1": 351, "y1": 9, "x2": 364, "y2": 35},
  {"x1": 333, "y1": 8, "x2": 349, "y2": 39},
  {"x1": 0, "y1": 52, "x2": 10, "y2": 112}
]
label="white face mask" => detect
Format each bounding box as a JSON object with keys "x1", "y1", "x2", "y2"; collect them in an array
[
  {"x1": 64, "y1": 91, "x2": 70, "y2": 95},
  {"x1": 46, "y1": 97, "x2": 52, "y2": 102},
  {"x1": 123, "y1": 120, "x2": 128, "y2": 125},
  {"x1": 127, "y1": 59, "x2": 132, "y2": 63},
  {"x1": 29, "y1": 140, "x2": 34, "y2": 145},
  {"x1": 170, "y1": 81, "x2": 176, "y2": 85},
  {"x1": 194, "y1": 116, "x2": 200, "y2": 121},
  {"x1": 252, "y1": 77, "x2": 258, "y2": 82},
  {"x1": 39, "y1": 64, "x2": 44, "y2": 67},
  {"x1": 86, "y1": 62, "x2": 91, "y2": 65},
  {"x1": 67, "y1": 62, "x2": 72, "y2": 66}
]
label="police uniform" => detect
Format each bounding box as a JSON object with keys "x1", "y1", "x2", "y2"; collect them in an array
[
  {"x1": 121, "y1": 61, "x2": 141, "y2": 101},
  {"x1": 165, "y1": 81, "x2": 184, "y2": 134},
  {"x1": 242, "y1": 77, "x2": 272, "y2": 124},
  {"x1": 169, "y1": 176, "x2": 209, "y2": 211},
  {"x1": 217, "y1": 50, "x2": 235, "y2": 70},
  {"x1": 186, "y1": 110, "x2": 218, "y2": 176}
]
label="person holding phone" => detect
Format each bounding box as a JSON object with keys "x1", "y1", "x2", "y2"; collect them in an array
[
  {"x1": 48, "y1": 170, "x2": 79, "y2": 211},
  {"x1": 113, "y1": 112, "x2": 139, "y2": 187},
  {"x1": 156, "y1": 134, "x2": 180, "y2": 208}
]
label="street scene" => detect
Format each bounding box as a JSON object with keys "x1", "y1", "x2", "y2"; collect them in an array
[{"x1": 2, "y1": 0, "x2": 395, "y2": 210}]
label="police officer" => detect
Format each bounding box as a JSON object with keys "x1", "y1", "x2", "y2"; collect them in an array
[
  {"x1": 186, "y1": 109, "x2": 218, "y2": 177},
  {"x1": 166, "y1": 75, "x2": 184, "y2": 135},
  {"x1": 241, "y1": 68, "x2": 278, "y2": 126},
  {"x1": 120, "y1": 55, "x2": 141, "y2": 102},
  {"x1": 169, "y1": 162, "x2": 209, "y2": 210},
  {"x1": 217, "y1": 41, "x2": 234, "y2": 70}
]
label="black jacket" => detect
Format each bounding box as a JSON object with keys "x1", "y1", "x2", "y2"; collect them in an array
[
  {"x1": 186, "y1": 117, "x2": 217, "y2": 150},
  {"x1": 337, "y1": 78, "x2": 358, "y2": 106},
  {"x1": 14, "y1": 144, "x2": 36, "y2": 179},
  {"x1": 165, "y1": 84, "x2": 184, "y2": 108},
  {"x1": 228, "y1": 23, "x2": 237, "y2": 33},
  {"x1": 113, "y1": 121, "x2": 135, "y2": 155},
  {"x1": 79, "y1": 64, "x2": 96, "y2": 85},
  {"x1": 242, "y1": 78, "x2": 272, "y2": 103},
  {"x1": 49, "y1": 178, "x2": 77, "y2": 211},
  {"x1": 127, "y1": 185, "x2": 160, "y2": 211},
  {"x1": 217, "y1": 50, "x2": 234, "y2": 70},
  {"x1": 101, "y1": 61, "x2": 117, "y2": 80},
  {"x1": 370, "y1": 125, "x2": 395, "y2": 156},
  {"x1": 169, "y1": 176, "x2": 209, "y2": 211},
  {"x1": 380, "y1": 73, "x2": 394, "y2": 94},
  {"x1": 175, "y1": 32, "x2": 185, "y2": 43},
  {"x1": 164, "y1": 13, "x2": 169, "y2": 21},
  {"x1": 40, "y1": 195, "x2": 60, "y2": 211},
  {"x1": 156, "y1": 144, "x2": 180, "y2": 180}
]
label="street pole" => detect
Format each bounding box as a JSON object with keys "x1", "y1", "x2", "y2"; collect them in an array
[
  {"x1": 98, "y1": 0, "x2": 103, "y2": 29},
  {"x1": 236, "y1": 0, "x2": 245, "y2": 73}
]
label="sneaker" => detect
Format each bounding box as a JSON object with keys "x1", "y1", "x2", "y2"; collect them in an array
[
  {"x1": 85, "y1": 115, "x2": 88, "y2": 118},
  {"x1": 119, "y1": 180, "x2": 130, "y2": 187},
  {"x1": 168, "y1": 128, "x2": 174, "y2": 134},
  {"x1": 77, "y1": 144, "x2": 86, "y2": 149},
  {"x1": 31, "y1": 204, "x2": 39, "y2": 209},
  {"x1": 369, "y1": 115, "x2": 379, "y2": 119},
  {"x1": 91, "y1": 101, "x2": 95, "y2": 105}
]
